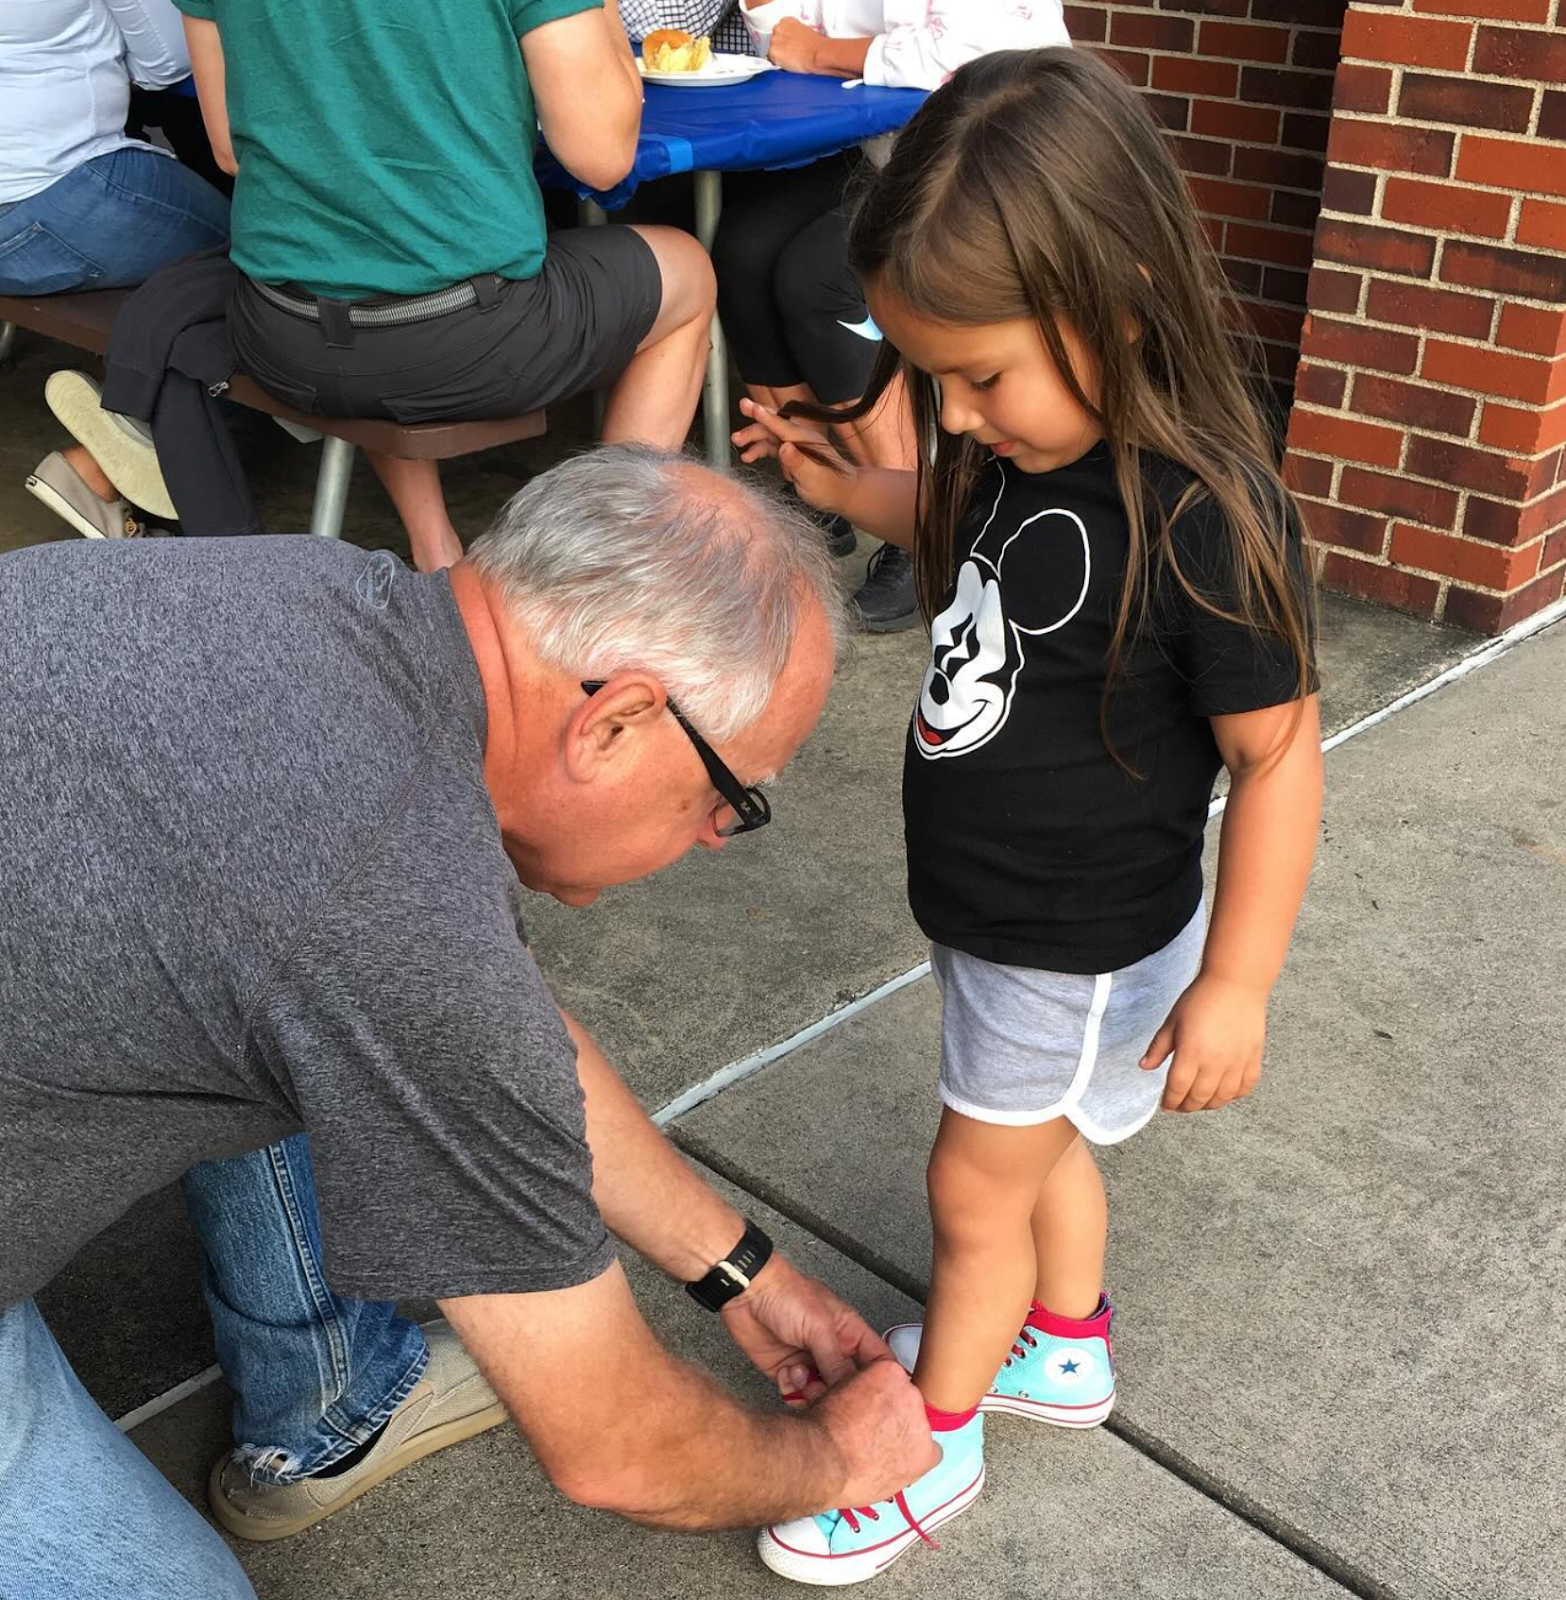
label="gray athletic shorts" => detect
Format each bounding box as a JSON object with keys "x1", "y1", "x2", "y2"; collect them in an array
[{"x1": 933, "y1": 904, "x2": 1205, "y2": 1144}]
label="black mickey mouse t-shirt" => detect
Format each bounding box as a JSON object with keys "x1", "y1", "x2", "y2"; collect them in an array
[{"x1": 903, "y1": 443, "x2": 1310, "y2": 975}]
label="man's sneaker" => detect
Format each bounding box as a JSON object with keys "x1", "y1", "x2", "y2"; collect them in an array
[
  {"x1": 758, "y1": 1414, "x2": 984, "y2": 1586},
  {"x1": 851, "y1": 544, "x2": 917, "y2": 633},
  {"x1": 25, "y1": 452, "x2": 148, "y2": 540},
  {"x1": 208, "y1": 1319, "x2": 508, "y2": 1542},
  {"x1": 44, "y1": 370, "x2": 177, "y2": 519},
  {"x1": 885, "y1": 1296, "x2": 1115, "y2": 1429}
]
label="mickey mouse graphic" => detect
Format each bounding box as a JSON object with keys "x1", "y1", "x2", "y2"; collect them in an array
[{"x1": 913, "y1": 468, "x2": 1092, "y2": 761}]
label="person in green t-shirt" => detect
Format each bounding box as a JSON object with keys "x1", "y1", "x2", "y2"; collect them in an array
[{"x1": 177, "y1": 0, "x2": 716, "y2": 570}]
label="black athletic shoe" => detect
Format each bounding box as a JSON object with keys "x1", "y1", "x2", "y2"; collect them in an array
[
  {"x1": 812, "y1": 506, "x2": 858, "y2": 559},
  {"x1": 852, "y1": 543, "x2": 918, "y2": 632}
]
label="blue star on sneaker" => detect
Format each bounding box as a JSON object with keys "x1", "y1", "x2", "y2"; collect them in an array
[{"x1": 1059, "y1": 1359, "x2": 1079, "y2": 1374}]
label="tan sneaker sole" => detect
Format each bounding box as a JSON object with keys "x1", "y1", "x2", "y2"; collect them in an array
[
  {"x1": 208, "y1": 1397, "x2": 509, "y2": 1542},
  {"x1": 44, "y1": 371, "x2": 177, "y2": 520}
]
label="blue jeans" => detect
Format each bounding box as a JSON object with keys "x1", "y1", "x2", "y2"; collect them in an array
[
  {"x1": 0, "y1": 145, "x2": 230, "y2": 295},
  {"x1": 179, "y1": 1135, "x2": 428, "y2": 1484},
  {"x1": 0, "y1": 1299, "x2": 254, "y2": 1600}
]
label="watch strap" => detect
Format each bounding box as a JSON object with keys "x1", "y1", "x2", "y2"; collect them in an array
[{"x1": 685, "y1": 1219, "x2": 773, "y2": 1312}]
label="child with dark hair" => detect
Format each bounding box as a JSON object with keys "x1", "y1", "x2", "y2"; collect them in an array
[{"x1": 738, "y1": 46, "x2": 1323, "y2": 1584}]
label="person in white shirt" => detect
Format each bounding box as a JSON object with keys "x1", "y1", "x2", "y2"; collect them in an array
[
  {"x1": 744, "y1": 0, "x2": 1065, "y2": 87},
  {"x1": 0, "y1": 0, "x2": 230, "y2": 294},
  {"x1": 714, "y1": 1, "x2": 1069, "y2": 630},
  {"x1": 3, "y1": 0, "x2": 232, "y2": 543}
]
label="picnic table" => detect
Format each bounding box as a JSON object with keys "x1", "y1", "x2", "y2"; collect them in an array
[{"x1": 537, "y1": 68, "x2": 926, "y2": 465}]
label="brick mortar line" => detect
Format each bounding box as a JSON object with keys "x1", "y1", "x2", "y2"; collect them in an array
[
  {"x1": 1291, "y1": 375, "x2": 1566, "y2": 449},
  {"x1": 1304, "y1": 284, "x2": 1566, "y2": 334},
  {"x1": 1289, "y1": 395, "x2": 1505, "y2": 452}
]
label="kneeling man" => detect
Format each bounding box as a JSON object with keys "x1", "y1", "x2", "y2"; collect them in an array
[{"x1": 0, "y1": 445, "x2": 935, "y2": 1599}]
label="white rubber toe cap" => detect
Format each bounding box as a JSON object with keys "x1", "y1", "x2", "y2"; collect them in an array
[{"x1": 761, "y1": 1516, "x2": 831, "y2": 1559}]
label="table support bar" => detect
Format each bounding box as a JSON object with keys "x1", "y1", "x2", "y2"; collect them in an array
[{"x1": 693, "y1": 170, "x2": 731, "y2": 469}]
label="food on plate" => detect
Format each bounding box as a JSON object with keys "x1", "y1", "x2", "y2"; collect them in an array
[{"x1": 641, "y1": 29, "x2": 713, "y2": 73}]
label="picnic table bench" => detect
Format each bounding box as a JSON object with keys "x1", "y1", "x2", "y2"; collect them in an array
[{"x1": 0, "y1": 291, "x2": 546, "y2": 540}]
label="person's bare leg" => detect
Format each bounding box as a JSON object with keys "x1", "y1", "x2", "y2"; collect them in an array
[
  {"x1": 364, "y1": 453, "x2": 464, "y2": 572},
  {"x1": 913, "y1": 1109, "x2": 1081, "y2": 1413},
  {"x1": 62, "y1": 445, "x2": 118, "y2": 502},
  {"x1": 1029, "y1": 1133, "x2": 1107, "y2": 1319},
  {"x1": 600, "y1": 226, "x2": 717, "y2": 448}
]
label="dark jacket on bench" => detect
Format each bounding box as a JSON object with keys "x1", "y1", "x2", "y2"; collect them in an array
[{"x1": 101, "y1": 249, "x2": 261, "y2": 538}]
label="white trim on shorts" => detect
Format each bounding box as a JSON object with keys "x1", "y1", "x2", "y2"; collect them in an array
[{"x1": 938, "y1": 970, "x2": 1128, "y2": 1132}]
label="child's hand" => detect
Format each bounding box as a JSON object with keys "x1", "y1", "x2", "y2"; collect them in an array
[
  {"x1": 732, "y1": 399, "x2": 859, "y2": 515},
  {"x1": 1139, "y1": 974, "x2": 1268, "y2": 1113}
]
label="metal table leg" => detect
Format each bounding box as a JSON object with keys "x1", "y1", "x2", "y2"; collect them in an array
[
  {"x1": 0, "y1": 322, "x2": 15, "y2": 366},
  {"x1": 693, "y1": 169, "x2": 731, "y2": 468},
  {"x1": 310, "y1": 436, "x2": 355, "y2": 539}
]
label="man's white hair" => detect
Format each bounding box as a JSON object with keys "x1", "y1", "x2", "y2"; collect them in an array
[{"x1": 468, "y1": 444, "x2": 847, "y2": 742}]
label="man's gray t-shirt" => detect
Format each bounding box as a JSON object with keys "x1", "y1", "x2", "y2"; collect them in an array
[{"x1": 0, "y1": 536, "x2": 613, "y2": 1310}]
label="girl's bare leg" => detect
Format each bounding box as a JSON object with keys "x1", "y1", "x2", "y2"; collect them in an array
[
  {"x1": 914, "y1": 1108, "x2": 1083, "y2": 1413},
  {"x1": 364, "y1": 454, "x2": 463, "y2": 572},
  {"x1": 1029, "y1": 1133, "x2": 1108, "y2": 1319}
]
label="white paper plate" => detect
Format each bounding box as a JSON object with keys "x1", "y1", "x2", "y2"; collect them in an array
[{"x1": 637, "y1": 52, "x2": 772, "y2": 87}]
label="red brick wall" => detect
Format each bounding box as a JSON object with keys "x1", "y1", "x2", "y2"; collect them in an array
[
  {"x1": 1064, "y1": 1, "x2": 1350, "y2": 410},
  {"x1": 1283, "y1": 0, "x2": 1566, "y2": 631}
]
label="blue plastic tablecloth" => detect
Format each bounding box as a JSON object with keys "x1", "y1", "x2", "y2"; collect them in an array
[{"x1": 535, "y1": 69, "x2": 926, "y2": 210}]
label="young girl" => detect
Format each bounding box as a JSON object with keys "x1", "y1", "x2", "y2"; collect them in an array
[{"x1": 735, "y1": 46, "x2": 1323, "y2": 1586}]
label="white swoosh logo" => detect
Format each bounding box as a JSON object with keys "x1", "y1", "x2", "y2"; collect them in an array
[{"x1": 836, "y1": 316, "x2": 882, "y2": 342}]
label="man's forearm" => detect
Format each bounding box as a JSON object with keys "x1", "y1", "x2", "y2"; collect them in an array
[
  {"x1": 442, "y1": 1267, "x2": 850, "y2": 1531},
  {"x1": 599, "y1": 1344, "x2": 846, "y2": 1529},
  {"x1": 563, "y1": 1012, "x2": 747, "y2": 1282}
]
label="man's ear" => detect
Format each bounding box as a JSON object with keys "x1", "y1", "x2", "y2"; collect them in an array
[{"x1": 562, "y1": 675, "x2": 665, "y2": 785}]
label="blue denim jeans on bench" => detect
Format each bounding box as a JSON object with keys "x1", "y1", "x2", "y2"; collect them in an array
[
  {"x1": 179, "y1": 1134, "x2": 428, "y2": 1485},
  {"x1": 0, "y1": 1298, "x2": 255, "y2": 1600},
  {"x1": 0, "y1": 145, "x2": 230, "y2": 296}
]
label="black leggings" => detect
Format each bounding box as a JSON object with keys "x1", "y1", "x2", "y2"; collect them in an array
[{"x1": 710, "y1": 153, "x2": 880, "y2": 405}]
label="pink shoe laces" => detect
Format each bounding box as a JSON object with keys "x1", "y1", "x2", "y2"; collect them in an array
[
  {"x1": 837, "y1": 1489, "x2": 940, "y2": 1548},
  {"x1": 1004, "y1": 1326, "x2": 1038, "y2": 1367}
]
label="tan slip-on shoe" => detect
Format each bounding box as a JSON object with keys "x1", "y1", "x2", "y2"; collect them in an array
[
  {"x1": 25, "y1": 451, "x2": 145, "y2": 539},
  {"x1": 44, "y1": 370, "x2": 177, "y2": 520},
  {"x1": 208, "y1": 1318, "x2": 509, "y2": 1542}
]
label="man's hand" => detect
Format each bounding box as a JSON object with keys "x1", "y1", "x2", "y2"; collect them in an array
[
  {"x1": 1141, "y1": 973, "x2": 1269, "y2": 1113},
  {"x1": 721, "y1": 1253, "x2": 892, "y2": 1404},
  {"x1": 812, "y1": 1359, "x2": 940, "y2": 1508}
]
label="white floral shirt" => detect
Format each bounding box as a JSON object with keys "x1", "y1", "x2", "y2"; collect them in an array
[{"x1": 738, "y1": 0, "x2": 1068, "y2": 89}]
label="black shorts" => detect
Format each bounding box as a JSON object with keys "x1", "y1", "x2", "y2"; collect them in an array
[{"x1": 229, "y1": 226, "x2": 663, "y2": 424}]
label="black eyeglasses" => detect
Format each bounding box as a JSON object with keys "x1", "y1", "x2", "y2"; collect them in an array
[{"x1": 581, "y1": 681, "x2": 772, "y2": 838}]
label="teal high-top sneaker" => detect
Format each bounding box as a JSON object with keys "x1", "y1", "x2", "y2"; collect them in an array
[
  {"x1": 758, "y1": 1412, "x2": 984, "y2": 1585},
  {"x1": 886, "y1": 1296, "x2": 1115, "y2": 1428}
]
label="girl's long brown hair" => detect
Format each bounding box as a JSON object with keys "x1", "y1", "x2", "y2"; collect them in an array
[{"x1": 788, "y1": 47, "x2": 1315, "y2": 754}]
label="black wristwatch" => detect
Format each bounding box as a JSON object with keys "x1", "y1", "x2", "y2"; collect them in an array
[{"x1": 685, "y1": 1219, "x2": 774, "y2": 1312}]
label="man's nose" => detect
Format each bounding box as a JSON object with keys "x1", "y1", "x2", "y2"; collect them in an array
[{"x1": 697, "y1": 813, "x2": 731, "y2": 851}]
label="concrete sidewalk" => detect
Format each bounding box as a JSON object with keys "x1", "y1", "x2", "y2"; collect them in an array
[
  {"x1": 8, "y1": 320, "x2": 1559, "y2": 1595},
  {"x1": 119, "y1": 613, "x2": 1565, "y2": 1598}
]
